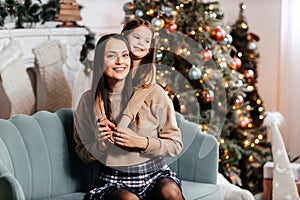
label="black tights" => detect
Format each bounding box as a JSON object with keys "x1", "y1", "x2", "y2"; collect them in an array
[{"x1": 105, "y1": 178, "x2": 184, "y2": 200}]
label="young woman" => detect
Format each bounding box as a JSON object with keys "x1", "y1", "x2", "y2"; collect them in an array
[{"x1": 74, "y1": 33, "x2": 184, "y2": 199}]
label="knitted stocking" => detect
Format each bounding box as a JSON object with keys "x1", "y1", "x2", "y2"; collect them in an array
[
  {"x1": 0, "y1": 41, "x2": 35, "y2": 117},
  {"x1": 33, "y1": 40, "x2": 72, "y2": 112}
]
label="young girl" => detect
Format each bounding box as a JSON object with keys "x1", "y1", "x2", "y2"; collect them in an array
[
  {"x1": 117, "y1": 18, "x2": 157, "y2": 129},
  {"x1": 74, "y1": 32, "x2": 184, "y2": 199}
]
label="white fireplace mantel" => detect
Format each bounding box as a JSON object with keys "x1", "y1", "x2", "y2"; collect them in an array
[{"x1": 0, "y1": 27, "x2": 88, "y2": 88}]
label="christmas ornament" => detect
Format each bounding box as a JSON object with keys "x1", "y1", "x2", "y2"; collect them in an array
[
  {"x1": 247, "y1": 42, "x2": 257, "y2": 50},
  {"x1": 239, "y1": 116, "x2": 250, "y2": 129},
  {"x1": 167, "y1": 22, "x2": 177, "y2": 31},
  {"x1": 156, "y1": 51, "x2": 163, "y2": 62},
  {"x1": 209, "y1": 11, "x2": 217, "y2": 19},
  {"x1": 221, "y1": 34, "x2": 233, "y2": 45},
  {"x1": 244, "y1": 69, "x2": 254, "y2": 82},
  {"x1": 188, "y1": 65, "x2": 202, "y2": 80},
  {"x1": 228, "y1": 56, "x2": 242, "y2": 70},
  {"x1": 211, "y1": 27, "x2": 226, "y2": 41},
  {"x1": 200, "y1": 48, "x2": 213, "y2": 62},
  {"x1": 233, "y1": 95, "x2": 244, "y2": 107},
  {"x1": 229, "y1": 56, "x2": 242, "y2": 70},
  {"x1": 201, "y1": 89, "x2": 214, "y2": 103},
  {"x1": 151, "y1": 17, "x2": 165, "y2": 29},
  {"x1": 135, "y1": 9, "x2": 144, "y2": 17},
  {"x1": 123, "y1": 2, "x2": 135, "y2": 13}
]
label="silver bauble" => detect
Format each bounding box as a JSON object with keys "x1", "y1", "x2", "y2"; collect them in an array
[{"x1": 188, "y1": 66, "x2": 202, "y2": 80}]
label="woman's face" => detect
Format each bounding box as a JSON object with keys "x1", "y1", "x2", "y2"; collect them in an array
[
  {"x1": 126, "y1": 26, "x2": 153, "y2": 60},
  {"x1": 103, "y1": 38, "x2": 131, "y2": 80}
]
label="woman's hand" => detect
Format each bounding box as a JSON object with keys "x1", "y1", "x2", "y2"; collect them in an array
[
  {"x1": 96, "y1": 118, "x2": 116, "y2": 149},
  {"x1": 112, "y1": 127, "x2": 148, "y2": 151}
]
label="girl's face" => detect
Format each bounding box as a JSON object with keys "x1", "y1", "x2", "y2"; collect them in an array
[
  {"x1": 103, "y1": 38, "x2": 131, "y2": 80},
  {"x1": 127, "y1": 26, "x2": 153, "y2": 60}
]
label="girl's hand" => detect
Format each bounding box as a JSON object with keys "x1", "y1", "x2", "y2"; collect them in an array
[
  {"x1": 112, "y1": 127, "x2": 148, "y2": 151},
  {"x1": 96, "y1": 118, "x2": 116, "y2": 148}
]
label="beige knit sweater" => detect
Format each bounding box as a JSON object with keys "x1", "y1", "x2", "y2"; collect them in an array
[{"x1": 74, "y1": 84, "x2": 182, "y2": 166}]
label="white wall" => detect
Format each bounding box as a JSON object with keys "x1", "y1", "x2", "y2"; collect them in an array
[
  {"x1": 76, "y1": 0, "x2": 300, "y2": 160},
  {"x1": 76, "y1": 0, "x2": 129, "y2": 36},
  {"x1": 279, "y1": 0, "x2": 300, "y2": 161}
]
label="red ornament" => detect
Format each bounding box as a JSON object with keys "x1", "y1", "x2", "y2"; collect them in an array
[
  {"x1": 244, "y1": 69, "x2": 254, "y2": 82},
  {"x1": 201, "y1": 89, "x2": 214, "y2": 103},
  {"x1": 229, "y1": 57, "x2": 242, "y2": 70},
  {"x1": 200, "y1": 48, "x2": 213, "y2": 62},
  {"x1": 167, "y1": 22, "x2": 178, "y2": 31},
  {"x1": 234, "y1": 57, "x2": 242, "y2": 69},
  {"x1": 211, "y1": 27, "x2": 226, "y2": 41},
  {"x1": 239, "y1": 116, "x2": 250, "y2": 129},
  {"x1": 233, "y1": 95, "x2": 244, "y2": 107}
]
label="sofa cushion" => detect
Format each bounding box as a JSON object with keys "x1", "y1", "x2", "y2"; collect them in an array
[{"x1": 182, "y1": 180, "x2": 223, "y2": 200}]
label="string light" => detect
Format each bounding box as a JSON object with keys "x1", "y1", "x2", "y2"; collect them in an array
[
  {"x1": 248, "y1": 155, "x2": 254, "y2": 162},
  {"x1": 256, "y1": 99, "x2": 262, "y2": 104},
  {"x1": 244, "y1": 140, "x2": 250, "y2": 147},
  {"x1": 247, "y1": 85, "x2": 254, "y2": 91},
  {"x1": 146, "y1": 9, "x2": 154, "y2": 15}
]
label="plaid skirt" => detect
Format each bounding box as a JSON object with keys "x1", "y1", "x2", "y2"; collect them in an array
[{"x1": 84, "y1": 157, "x2": 182, "y2": 200}]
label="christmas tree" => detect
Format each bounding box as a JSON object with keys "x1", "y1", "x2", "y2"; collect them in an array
[{"x1": 122, "y1": 0, "x2": 271, "y2": 194}]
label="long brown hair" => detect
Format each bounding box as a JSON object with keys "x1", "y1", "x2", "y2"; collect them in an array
[
  {"x1": 121, "y1": 18, "x2": 156, "y2": 88},
  {"x1": 91, "y1": 33, "x2": 133, "y2": 121}
]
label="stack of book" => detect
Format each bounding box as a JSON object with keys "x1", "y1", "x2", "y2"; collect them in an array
[{"x1": 56, "y1": 0, "x2": 81, "y2": 27}]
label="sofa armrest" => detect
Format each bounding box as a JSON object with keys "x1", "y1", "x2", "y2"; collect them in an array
[
  {"x1": 0, "y1": 169, "x2": 25, "y2": 200},
  {"x1": 169, "y1": 112, "x2": 219, "y2": 184}
]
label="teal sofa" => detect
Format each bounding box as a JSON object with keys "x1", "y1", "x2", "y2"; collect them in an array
[{"x1": 0, "y1": 109, "x2": 223, "y2": 200}]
